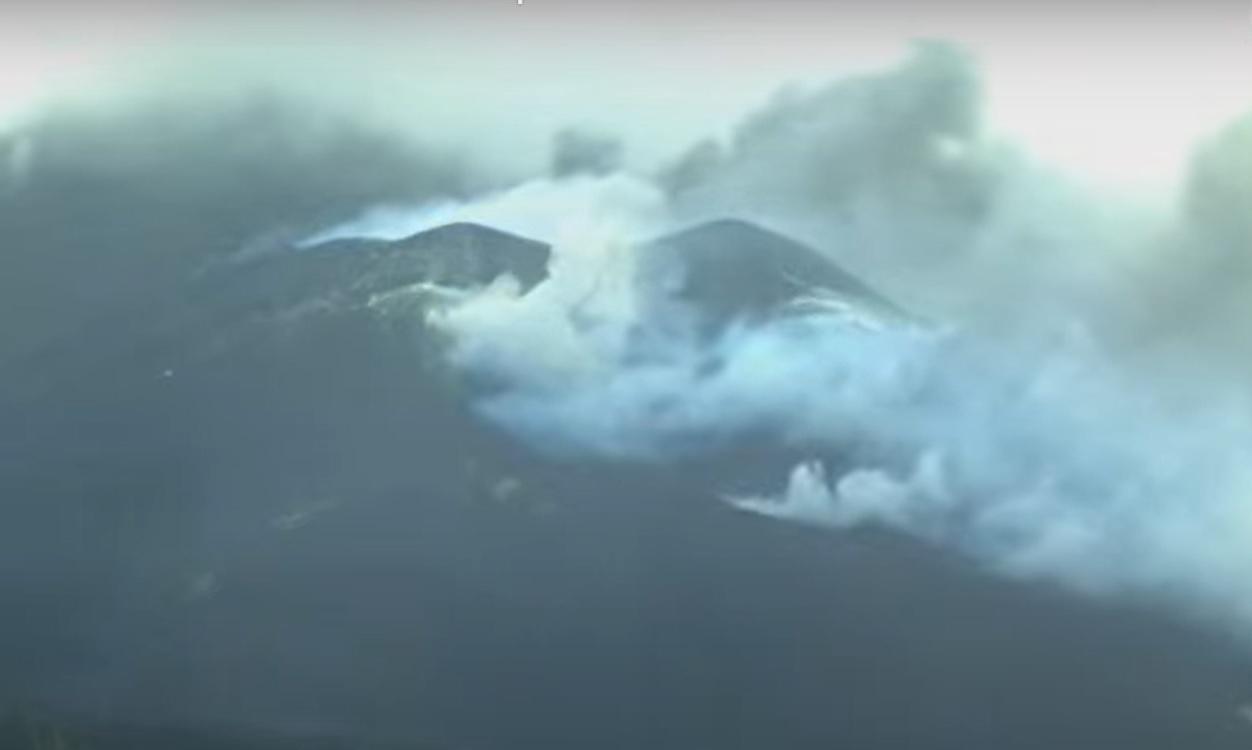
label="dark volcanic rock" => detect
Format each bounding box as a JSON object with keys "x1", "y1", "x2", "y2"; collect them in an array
[
  {"x1": 642, "y1": 218, "x2": 905, "y2": 327},
  {"x1": 0, "y1": 222, "x2": 547, "y2": 413},
  {"x1": 292, "y1": 221, "x2": 551, "y2": 298},
  {"x1": 2, "y1": 218, "x2": 1252, "y2": 750}
]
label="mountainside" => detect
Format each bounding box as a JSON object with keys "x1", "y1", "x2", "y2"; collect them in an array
[
  {"x1": 642, "y1": 218, "x2": 904, "y2": 325},
  {"x1": 2, "y1": 219, "x2": 1251, "y2": 749},
  {"x1": 292, "y1": 221, "x2": 552, "y2": 297}
]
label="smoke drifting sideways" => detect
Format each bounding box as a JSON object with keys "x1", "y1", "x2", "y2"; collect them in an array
[
  {"x1": 309, "y1": 43, "x2": 1252, "y2": 635},
  {"x1": 2, "y1": 38, "x2": 1250, "y2": 639}
]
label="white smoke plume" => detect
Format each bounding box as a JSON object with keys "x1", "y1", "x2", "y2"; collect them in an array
[
  {"x1": 301, "y1": 173, "x2": 668, "y2": 247},
  {"x1": 309, "y1": 44, "x2": 1252, "y2": 634},
  {"x1": 442, "y1": 259, "x2": 1252, "y2": 633}
]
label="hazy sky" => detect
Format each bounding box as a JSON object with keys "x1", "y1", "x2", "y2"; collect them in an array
[{"x1": 2, "y1": 1, "x2": 1250, "y2": 194}]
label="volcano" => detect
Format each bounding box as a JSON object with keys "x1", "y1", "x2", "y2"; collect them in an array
[
  {"x1": 2, "y1": 219, "x2": 1250, "y2": 749},
  {"x1": 641, "y1": 218, "x2": 905, "y2": 325}
]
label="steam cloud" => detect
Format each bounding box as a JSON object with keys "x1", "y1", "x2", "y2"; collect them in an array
[
  {"x1": 313, "y1": 43, "x2": 1252, "y2": 634},
  {"x1": 7, "y1": 39, "x2": 1248, "y2": 641}
]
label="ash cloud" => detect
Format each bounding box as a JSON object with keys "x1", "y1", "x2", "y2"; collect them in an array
[
  {"x1": 306, "y1": 42, "x2": 1252, "y2": 634},
  {"x1": 551, "y1": 128, "x2": 625, "y2": 179},
  {"x1": 1129, "y1": 112, "x2": 1252, "y2": 374},
  {"x1": 659, "y1": 42, "x2": 995, "y2": 311}
]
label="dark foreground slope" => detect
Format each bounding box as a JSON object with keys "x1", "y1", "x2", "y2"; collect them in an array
[{"x1": 2, "y1": 221, "x2": 1251, "y2": 750}]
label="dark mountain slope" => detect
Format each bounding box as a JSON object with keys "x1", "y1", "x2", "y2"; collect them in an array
[
  {"x1": 1, "y1": 219, "x2": 1250, "y2": 749},
  {"x1": 642, "y1": 218, "x2": 905, "y2": 326}
]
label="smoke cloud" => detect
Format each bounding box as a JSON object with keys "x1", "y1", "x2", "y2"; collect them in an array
[
  {"x1": 310, "y1": 43, "x2": 1252, "y2": 634},
  {"x1": 6, "y1": 28, "x2": 1249, "y2": 663},
  {"x1": 6, "y1": 16, "x2": 1252, "y2": 745}
]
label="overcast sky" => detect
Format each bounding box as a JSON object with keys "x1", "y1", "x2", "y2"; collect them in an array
[{"x1": 2, "y1": 1, "x2": 1250, "y2": 195}]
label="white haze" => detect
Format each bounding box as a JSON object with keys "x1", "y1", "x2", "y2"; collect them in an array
[
  {"x1": 308, "y1": 44, "x2": 1252, "y2": 634},
  {"x1": 301, "y1": 174, "x2": 669, "y2": 247}
]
